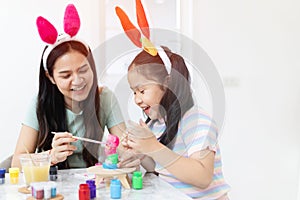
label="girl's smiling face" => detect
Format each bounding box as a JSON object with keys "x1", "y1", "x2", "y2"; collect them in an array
[
  {"x1": 48, "y1": 50, "x2": 94, "y2": 110},
  {"x1": 128, "y1": 69, "x2": 166, "y2": 120}
]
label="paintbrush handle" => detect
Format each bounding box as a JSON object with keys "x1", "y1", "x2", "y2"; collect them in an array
[
  {"x1": 72, "y1": 136, "x2": 106, "y2": 144},
  {"x1": 51, "y1": 132, "x2": 105, "y2": 145}
]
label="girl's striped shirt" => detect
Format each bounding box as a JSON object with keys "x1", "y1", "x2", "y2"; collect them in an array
[{"x1": 148, "y1": 106, "x2": 230, "y2": 199}]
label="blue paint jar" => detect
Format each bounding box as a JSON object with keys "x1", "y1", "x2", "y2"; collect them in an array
[
  {"x1": 110, "y1": 179, "x2": 121, "y2": 199},
  {"x1": 0, "y1": 168, "x2": 5, "y2": 184},
  {"x1": 50, "y1": 181, "x2": 57, "y2": 198}
]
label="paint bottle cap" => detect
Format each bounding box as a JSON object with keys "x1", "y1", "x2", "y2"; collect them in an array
[
  {"x1": 86, "y1": 179, "x2": 95, "y2": 186},
  {"x1": 133, "y1": 171, "x2": 142, "y2": 177},
  {"x1": 9, "y1": 167, "x2": 19, "y2": 173},
  {"x1": 49, "y1": 166, "x2": 58, "y2": 175},
  {"x1": 49, "y1": 181, "x2": 57, "y2": 187},
  {"x1": 79, "y1": 183, "x2": 90, "y2": 200},
  {"x1": 0, "y1": 168, "x2": 5, "y2": 174},
  {"x1": 111, "y1": 178, "x2": 121, "y2": 185}
]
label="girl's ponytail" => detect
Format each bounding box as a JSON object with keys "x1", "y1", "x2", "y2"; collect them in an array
[{"x1": 158, "y1": 47, "x2": 194, "y2": 148}]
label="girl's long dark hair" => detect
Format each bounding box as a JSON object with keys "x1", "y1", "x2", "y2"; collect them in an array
[
  {"x1": 37, "y1": 41, "x2": 102, "y2": 169},
  {"x1": 129, "y1": 46, "x2": 194, "y2": 148}
]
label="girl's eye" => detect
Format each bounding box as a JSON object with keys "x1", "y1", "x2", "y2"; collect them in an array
[
  {"x1": 140, "y1": 90, "x2": 145, "y2": 94},
  {"x1": 61, "y1": 74, "x2": 71, "y2": 79}
]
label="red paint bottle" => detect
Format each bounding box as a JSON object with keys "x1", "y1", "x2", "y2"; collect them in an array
[{"x1": 79, "y1": 183, "x2": 90, "y2": 200}]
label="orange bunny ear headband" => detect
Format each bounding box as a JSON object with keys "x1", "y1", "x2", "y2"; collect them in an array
[
  {"x1": 36, "y1": 4, "x2": 89, "y2": 71},
  {"x1": 115, "y1": 0, "x2": 171, "y2": 73}
]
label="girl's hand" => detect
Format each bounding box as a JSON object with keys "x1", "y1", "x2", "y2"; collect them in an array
[
  {"x1": 126, "y1": 119, "x2": 160, "y2": 154},
  {"x1": 50, "y1": 132, "x2": 77, "y2": 164},
  {"x1": 117, "y1": 149, "x2": 143, "y2": 169},
  {"x1": 120, "y1": 132, "x2": 130, "y2": 149}
]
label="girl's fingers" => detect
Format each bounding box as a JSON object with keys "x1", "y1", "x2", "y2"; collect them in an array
[
  {"x1": 119, "y1": 158, "x2": 141, "y2": 168},
  {"x1": 139, "y1": 119, "x2": 148, "y2": 127}
]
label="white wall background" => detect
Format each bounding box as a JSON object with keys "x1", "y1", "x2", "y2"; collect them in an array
[{"x1": 0, "y1": 1, "x2": 299, "y2": 200}]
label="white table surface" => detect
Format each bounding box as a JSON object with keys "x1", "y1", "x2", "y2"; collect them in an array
[{"x1": 0, "y1": 168, "x2": 192, "y2": 200}]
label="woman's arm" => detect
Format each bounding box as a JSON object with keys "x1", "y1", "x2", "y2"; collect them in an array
[
  {"x1": 12, "y1": 126, "x2": 77, "y2": 168},
  {"x1": 108, "y1": 122, "x2": 126, "y2": 153},
  {"x1": 108, "y1": 122, "x2": 126, "y2": 141},
  {"x1": 11, "y1": 125, "x2": 39, "y2": 168}
]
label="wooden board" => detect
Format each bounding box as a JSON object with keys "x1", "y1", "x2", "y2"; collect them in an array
[
  {"x1": 26, "y1": 194, "x2": 64, "y2": 200},
  {"x1": 87, "y1": 166, "x2": 136, "y2": 177}
]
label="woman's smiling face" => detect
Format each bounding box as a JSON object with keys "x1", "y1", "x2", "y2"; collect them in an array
[{"x1": 49, "y1": 50, "x2": 94, "y2": 109}]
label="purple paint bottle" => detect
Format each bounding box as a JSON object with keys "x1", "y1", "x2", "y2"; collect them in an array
[{"x1": 86, "y1": 179, "x2": 96, "y2": 199}]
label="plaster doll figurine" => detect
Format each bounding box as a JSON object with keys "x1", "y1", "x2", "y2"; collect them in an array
[{"x1": 102, "y1": 134, "x2": 120, "y2": 169}]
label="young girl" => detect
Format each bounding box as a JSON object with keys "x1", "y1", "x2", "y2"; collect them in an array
[
  {"x1": 124, "y1": 46, "x2": 230, "y2": 199},
  {"x1": 11, "y1": 4, "x2": 139, "y2": 169}
]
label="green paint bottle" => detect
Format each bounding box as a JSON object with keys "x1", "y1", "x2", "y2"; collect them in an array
[{"x1": 132, "y1": 171, "x2": 143, "y2": 190}]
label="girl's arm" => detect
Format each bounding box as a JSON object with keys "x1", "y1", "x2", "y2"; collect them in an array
[
  {"x1": 140, "y1": 155, "x2": 156, "y2": 172},
  {"x1": 126, "y1": 120, "x2": 215, "y2": 189},
  {"x1": 11, "y1": 125, "x2": 39, "y2": 168},
  {"x1": 148, "y1": 143, "x2": 215, "y2": 189}
]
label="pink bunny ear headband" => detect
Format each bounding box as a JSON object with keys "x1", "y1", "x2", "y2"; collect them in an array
[
  {"x1": 115, "y1": 0, "x2": 171, "y2": 74},
  {"x1": 36, "y1": 4, "x2": 89, "y2": 71}
]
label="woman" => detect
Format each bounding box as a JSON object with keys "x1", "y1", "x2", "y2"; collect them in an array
[{"x1": 11, "y1": 4, "x2": 136, "y2": 169}]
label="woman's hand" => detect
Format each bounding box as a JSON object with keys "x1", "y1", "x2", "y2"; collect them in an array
[
  {"x1": 50, "y1": 132, "x2": 77, "y2": 164},
  {"x1": 126, "y1": 119, "x2": 160, "y2": 154}
]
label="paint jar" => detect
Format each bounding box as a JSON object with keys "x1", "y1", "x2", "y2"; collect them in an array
[
  {"x1": 86, "y1": 179, "x2": 96, "y2": 199},
  {"x1": 34, "y1": 184, "x2": 44, "y2": 200},
  {"x1": 49, "y1": 166, "x2": 58, "y2": 181},
  {"x1": 132, "y1": 171, "x2": 143, "y2": 190},
  {"x1": 30, "y1": 182, "x2": 38, "y2": 197},
  {"x1": 79, "y1": 183, "x2": 90, "y2": 200},
  {"x1": 8, "y1": 167, "x2": 19, "y2": 184},
  {"x1": 0, "y1": 168, "x2": 5, "y2": 184},
  {"x1": 50, "y1": 181, "x2": 57, "y2": 198},
  {"x1": 110, "y1": 179, "x2": 121, "y2": 199},
  {"x1": 44, "y1": 184, "x2": 51, "y2": 200}
]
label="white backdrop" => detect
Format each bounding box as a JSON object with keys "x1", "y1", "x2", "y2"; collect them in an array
[{"x1": 0, "y1": 1, "x2": 299, "y2": 200}]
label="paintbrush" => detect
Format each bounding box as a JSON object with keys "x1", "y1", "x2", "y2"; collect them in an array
[
  {"x1": 21, "y1": 141, "x2": 37, "y2": 166},
  {"x1": 51, "y1": 132, "x2": 106, "y2": 145}
]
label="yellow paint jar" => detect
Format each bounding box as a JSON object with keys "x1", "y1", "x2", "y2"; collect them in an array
[{"x1": 9, "y1": 167, "x2": 20, "y2": 184}]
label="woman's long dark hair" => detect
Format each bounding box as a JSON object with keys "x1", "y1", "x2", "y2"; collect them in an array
[
  {"x1": 36, "y1": 41, "x2": 102, "y2": 169},
  {"x1": 129, "y1": 46, "x2": 194, "y2": 148}
]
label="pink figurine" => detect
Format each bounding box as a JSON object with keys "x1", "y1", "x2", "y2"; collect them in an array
[
  {"x1": 103, "y1": 135, "x2": 120, "y2": 169},
  {"x1": 105, "y1": 134, "x2": 119, "y2": 155}
]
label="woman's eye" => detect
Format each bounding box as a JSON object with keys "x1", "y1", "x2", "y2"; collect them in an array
[
  {"x1": 140, "y1": 90, "x2": 145, "y2": 94},
  {"x1": 79, "y1": 69, "x2": 88, "y2": 73}
]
